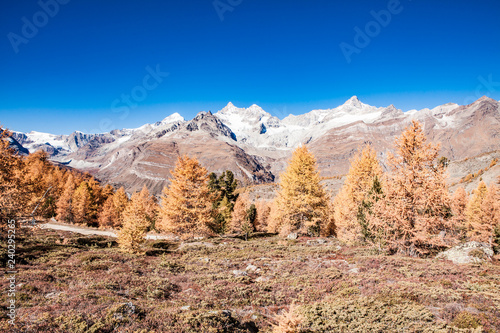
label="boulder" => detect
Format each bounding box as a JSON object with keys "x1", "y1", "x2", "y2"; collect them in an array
[
  {"x1": 436, "y1": 241, "x2": 494, "y2": 264},
  {"x1": 232, "y1": 270, "x2": 248, "y2": 277}
]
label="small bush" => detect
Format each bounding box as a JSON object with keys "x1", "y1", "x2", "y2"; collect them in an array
[{"x1": 452, "y1": 311, "x2": 481, "y2": 329}]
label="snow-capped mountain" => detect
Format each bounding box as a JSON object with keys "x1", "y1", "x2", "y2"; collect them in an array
[
  {"x1": 8, "y1": 96, "x2": 500, "y2": 195},
  {"x1": 214, "y1": 96, "x2": 405, "y2": 149}
]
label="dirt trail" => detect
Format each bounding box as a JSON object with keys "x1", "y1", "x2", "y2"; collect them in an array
[{"x1": 39, "y1": 219, "x2": 170, "y2": 240}]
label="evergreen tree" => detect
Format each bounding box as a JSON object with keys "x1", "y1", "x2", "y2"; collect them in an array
[
  {"x1": 271, "y1": 145, "x2": 334, "y2": 237},
  {"x1": 356, "y1": 176, "x2": 383, "y2": 242},
  {"x1": 333, "y1": 144, "x2": 382, "y2": 243},
  {"x1": 158, "y1": 155, "x2": 214, "y2": 239},
  {"x1": 208, "y1": 170, "x2": 238, "y2": 233}
]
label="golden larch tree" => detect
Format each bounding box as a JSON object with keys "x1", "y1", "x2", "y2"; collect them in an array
[
  {"x1": 255, "y1": 200, "x2": 271, "y2": 232},
  {"x1": 466, "y1": 182, "x2": 499, "y2": 244},
  {"x1": 56, "y1": 174, "x2": 76, "y2": 223},
  {"x1": 451, "y1": 187, "x2": 469, "y2": 238},
  {"x1": 99, "y1": 186, "x2": 129, "y2": 228},
  {"x1": 72, "y1": 181, "x2": 91, "y2": 224},
  {"x1": 99, "y1": 196, "x2": 117, "y2": 228},
  {"x1": 158, "y1": 155, "x2": 214, "y2": 239},
  {"x1": 368, "y1": 120, "x2": 452, "y2": 255},
  {"x1": 333, "y1": 144, "x2": 382, "y2": 243},
  {"x1": 229, "y1": 192, "x2": 255, "y2": 236},
  {"x1": 136, "y1": 185, "x2": 158, "y2": 228},
  {"x1": 271, "y1": 145, "x2": 334, "y2": 237},
  {"x1": 0, "y1": 128, "x2": 26, "y2": 222},
  {"x1": 118, "y1": 189, "x2": 153, "y2": 253}
]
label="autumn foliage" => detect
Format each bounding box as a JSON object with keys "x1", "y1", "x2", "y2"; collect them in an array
[
  {"x1": 465, "y1": 182, "x2": 500, "y2": 244},
  {"x1": 158, "y1": 155, "x2": 214, "y2": 239},
  {"x1": 366, "y1": 121, "x2": 453, "y2": 255},
  {"x1": 270, "y1": 145, "x2": 335, "y2": 237},
  {"x1": 334, "y1": 144, "x2": 382, "y2": 243},
  {"x1": 117, "y1": 187, "x2": 157, "y2": 253}
]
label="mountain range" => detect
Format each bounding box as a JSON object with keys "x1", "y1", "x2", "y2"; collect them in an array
[{"x1": 10, "y1": 96, "x2": 500, "y2": 196}]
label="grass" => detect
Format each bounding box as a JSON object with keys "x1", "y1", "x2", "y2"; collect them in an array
[{"x1": 1, "y1": 227, "x2": 499, "y2": 332}]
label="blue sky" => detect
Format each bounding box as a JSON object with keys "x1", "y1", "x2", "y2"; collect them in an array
[{"x1": 1, "y1": 0, "x2": 499, "y2": 134}]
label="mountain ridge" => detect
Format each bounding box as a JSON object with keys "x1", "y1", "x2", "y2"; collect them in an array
[{"x1": 9, "y1": 96, "x2": 500, "y2": 195}]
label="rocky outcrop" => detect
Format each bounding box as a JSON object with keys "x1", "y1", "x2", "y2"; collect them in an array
[{"x1": 436, "y1": 242, "x2": 494, "y2": 264}]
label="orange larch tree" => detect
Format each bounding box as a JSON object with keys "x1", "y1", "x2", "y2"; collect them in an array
[
  {"x1": 368, "y1": 120, "x2": 453, "y2": 256},
  {"x1": 466, "y1": 182, "x2": 500, "y2": 244},
  {"x1": 158, "y1": 155, "x2": 214, "y2": 239},
  {"x1": 118, "y1": 189, "x2": 154, "y2": 253},
  {"x1": 271, "y1": 145, "x2": 335, "y2": 237},
  {"x1": 333, "y1": 144, "x2": 382, "y2": 243}
]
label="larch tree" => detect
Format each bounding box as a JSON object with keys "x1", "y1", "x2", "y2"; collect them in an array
[
  {"x1": 451, "y1": 187, "x2": 469, "y2": 238},
  {"x1": 86, "y1": 177, "x2": 104, "y2": 225},
  {"x1": 271, "y1": 145, "x2": 335, "y2": 237},
  {"x1": 229, "y1": 192, "x2": 255, "y2": 239},
  {"x1": 368, "y1": 120, "x2": 452, "y2": 256},
  {"x1": 118, "y1": 189, "x2": 153, "y2": 254},
  {"x1": 72, "y1": 181, "x2": 91, "y2": 224},
  {"x1": 136, "y1": 185, "x2": 158, "y2": 228},
  {"x1": 99, "y1": 196, "x2": 117, "y2": 228},
  {"x1": 255, "y1": 200, "x2": 271, "y2": 232},
  {"x1": 22, "y1": 151, "x2": 56, "y2": 217},
  {"x1": 333, "y1": 144, "x2": 383, "y2": 243},
  {"x1": 0, "y1": 127, "x2": 26, "y2": 222},
  {"x1": 56, "y1": 174, "x2": 76, "y2": 223},
  {"x1": 158, "y1": 155, "x2": 214, "y2": 239},
  {"x1": 101, "y1": 184, "x2": 115, "y2": 202},
  {"x1": 466, "y1": 182, "x2": 499, "y2": 244}
]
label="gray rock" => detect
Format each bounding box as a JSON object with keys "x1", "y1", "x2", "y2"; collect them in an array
[
  {"x1": 245, "y1": 264, "x2": 258, "y2": 272},
  {"x1": 348, "y1": 267, "x2": 359, "y2": 274},
  {"x1": 287, "y1": 233, "x2": 298, "y2": 240},
  {"x1": 178, "y1": 242, "x2": 215, "y2": 250},
  {"x1": 45, "y1": 292, "x2": 63, "y2": 299},
  {"x1": 436, "y1": 241, "x2": 494, "y2": 264},
  {"x1": 307, "y1": 238, "x2": 327, "y2": 245},
  {"x1": 180, "y1": 306, "x2": 191, "y2": 311},
  {"x1": 256, "y1": 276, "x2": 273, "y2": 282},
  {"x1": 232, "y1": 270, "x2": 248, "y2": 277}
]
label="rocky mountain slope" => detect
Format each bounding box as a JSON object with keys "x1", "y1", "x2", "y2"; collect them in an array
[{"x1": 11, "y1": 96, "x2": 500, "y2": 195}]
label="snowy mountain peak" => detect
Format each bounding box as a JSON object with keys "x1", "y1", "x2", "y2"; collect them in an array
[
  {"x1": 218, "y1": 102, "x2": 268, "y2": 118},
  {"x1": 343, "y1": 95, "x2": 362, "y2": 108},
  {"x1": 161, "y1": 112, "x2": 184, "y2": 124},
  {"x1": 220, "y1": 102, "x2": 241, "y2": 114}
]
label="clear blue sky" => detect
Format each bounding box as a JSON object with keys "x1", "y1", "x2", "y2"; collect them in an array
[{"x1": 1, "y1": 0, "x2": 499, "y2": 134}]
